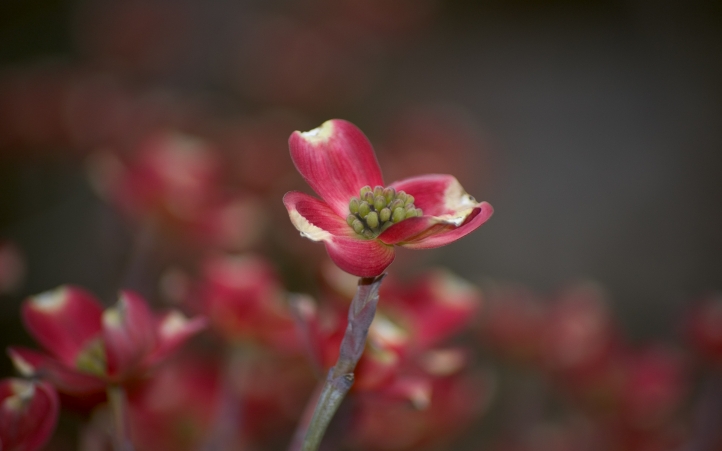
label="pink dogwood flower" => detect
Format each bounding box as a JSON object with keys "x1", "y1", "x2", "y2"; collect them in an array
[
  {"x1": 283, "y1": 119, "x2": 493, "y2": 277},
  {"x1": 8, "y1": 286, "x2": 206, "y2": 395},
  {"x1": 0, "y1": 378, "x2": 59, "y2": 451}
]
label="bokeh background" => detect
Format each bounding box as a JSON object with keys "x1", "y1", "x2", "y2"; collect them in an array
[{"x1": 1, "y1": 0, "x2": 721, "y2": 449}]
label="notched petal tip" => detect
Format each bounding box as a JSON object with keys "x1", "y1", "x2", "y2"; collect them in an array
[{"x1": 295, "y1": 120, "x2": 336, "y2": 143}]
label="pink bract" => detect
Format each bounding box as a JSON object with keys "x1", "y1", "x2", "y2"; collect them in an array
[
  {"x1": 9, "y1": 286, "x2": 206, "y2": 394},
  {"x1": 0, "y1": 378, "x2": 59, "y2": 451},
  {"x1": 283, "y1": 119, "x2": 493, "y2": 277}
]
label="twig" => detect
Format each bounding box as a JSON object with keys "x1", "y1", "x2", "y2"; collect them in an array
[{"x1": 289, "y1": 274, "x2": 385, "y2": 451}]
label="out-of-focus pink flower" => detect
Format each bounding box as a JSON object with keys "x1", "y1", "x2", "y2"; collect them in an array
[
  {"x1": 197, "y1": 254, "x2": 298, "y2": 350},
  {"x1": 0, "y1": 240, "x2": 25, "y2": 294},
  {"x1": 8, "y1": 286, "x2": 206, "y2": 395},
  {"x1": 283, "y1": 119, "x2": 493, "y2": 277},
  {"x1": 127, "y1": 353, "x2": 220, "y2": 451},
  {"x1": 380, "y1": 269, "x2": 481, "y2": 351},
  {"x1": 480, "y1": 286, "x2": 546, "y2": 364},
  {"x1": 92, "y1": 132, "x2": 222, "y2": 222},
  {"x1": 89, "y1": 131, "x2": 265, "y2": 250},
  {"x1": 0, "y1": 378, "x2": 59, "y2": 451},
  {"x1": 349, "y1": 370, "x2": 489, "y2": 451},
  {"x1": 618, "y1": 347, "x2": 687, "y2": 430},
  {"x1": 542, "y1": 283, "x2": 618, "y2": 374}
]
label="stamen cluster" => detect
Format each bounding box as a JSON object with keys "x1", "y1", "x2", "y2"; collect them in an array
[{"x1": 347, "y1": 185, "x2": 422, "y2": 238}]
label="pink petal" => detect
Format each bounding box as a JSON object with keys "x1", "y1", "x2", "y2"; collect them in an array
[
  {"x1": 283, "y1": 191, "x2": 355, "y2": 239},
  {"x1": 283, "y1": 191, "x2": 395, "y2": 277},
  {"x1": 377, "y1": 216, "x2": 436, "y2": 245},
  {"x1": 7, "y1": 347, "x2": 106, "y2": 395},
  {"x1": 390, "y1": 174, "x2": 476, "y2": 217},
  {"x1": 324, "y1": 236, "x2": 395, "y2": 278},
  {"x1": 399, "y1": 202, "x2": 494, "y2": 249},
  {"x1": 146, "y1": 311, "x2": 207, "y2": 367},
  {"x1": 289, "y1": 119, "x2": 384, "y2": 217},
  {"x1": 0, "y1": 378, "x2": 59, "y2": 451},
  {"x1": 21, "y1": 286, "x2": 104, "y2": 366},
  {"x1": 102, "y1": 291, "x2": 157, "y2": 379}
]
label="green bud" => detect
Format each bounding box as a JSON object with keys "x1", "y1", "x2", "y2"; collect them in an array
[
  {"x1": 358, "y1": 202, "x2": 371, "y2": 218},
  {"x1": 404, "y1": 203, "x2": 415, "y2": 212},
  {"x1": 384, "y1": 187, "x2": 396, "y2": 204},
  {"x1": 396, "y1": 191, "x2": 407, "y2": 204},
  {"x1": 405, "y1": 208, "x2": 418, "y2": 219},
  {"x1": 404, "y1": 194, "x2": 415, "y2": 206},
  {"x1": 347, "y1": 214, "x2": 357, "y2": 226},
  {"x1": 364, "y1": 191, "x2": 375, "y2": 204},
  {"x1": 415, "y1": 208, "x2": 423, "y2": 217},
  {"x1": 373, "y1": 186, "x2": 384, "y2": 198},
  {"x1": 379, "y1": 207, "x2": 391, "y2": 222},
  {"x1": 373, "y1": 195, "x2": 387, "y2": 211},
  {"x1": 389, "y1": 199, "x2": 403, "y2": 211},
  {"x1": 363, "y1": 229, "x2": 375, "y2": 239},
  {"x1": 349, "y1": 197, "x2": 360, "y2": 214},
  {"x1": 366, "y1": 211, "x2": 379, "y2": 229},
  {"x1": 359, "y1": 186, "x2": 372, "y2": 197},
  {"x1": 392, "y1": 207, "x2": 406, "y2": 223},
  {"x1": 352, "y1": 219, "x2": 365, "y2": 235}
]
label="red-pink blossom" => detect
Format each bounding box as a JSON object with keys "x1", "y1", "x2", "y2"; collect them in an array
[
  {"x1": 0, "y1": 378, "x2": 59, "y2": 451},
  {"x1": 283, "y1": 119, "x2": 493, "y2": 277},
  {"x1": 8, "y1": 286, "x2": 206, "y2": 395}
]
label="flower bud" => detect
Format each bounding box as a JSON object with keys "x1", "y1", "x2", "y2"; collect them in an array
[
  {"x1": 359, "y1": 186, "x2": 372, "y2": 197},
  {"x1": 392, "y1": 207, "x2": 406, "y2": 223},
  {"x1": 358, "y1": 202, "x2": 371, "y2": 218},
  {"x1": 373, "y1": 186, "x2": 384, "y2": 198},
  {"x1": 396, "y1": 191, "x2": 407, "y2": 204},
  {"x1": 349, "y1": 198, "x2": 360, "y2": 214},
  {"x1": 404, "y1": 194, "x2": 415, "y2": 206},
  {"x1": 383, "y1": 187, "x2": 396, "y2": 204},
  {"x1": 366, "y1": 212, "x2": 380, "y2": 229},
  {"x1": 352, "y1": 219, "x2": 365, "y2": 234},
  {"x1": 389, "y1": 199, "x2": 403, "y2": 211},
  {"x1": 374, "y1": 196, "x2": 387, "y2": 211},
  {"x1": 347, "y1": 214, "x2": 357, "y2": 226},
  {"x1": 379, "y1": 208, "x2": 391, "y2": 223},
  {"x1": 364, "y1": 192, "x2": 375, "y2": 204}
]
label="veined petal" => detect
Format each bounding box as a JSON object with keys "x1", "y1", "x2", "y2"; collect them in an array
[
  {"x1": 324, "y1": 236, "x2": 395, "y2": 278},
  {"x1": 7, "y1": 347, "x2": 106, "y2": 395},
  {"x1": 289, "y1": 119, "x2": 384, "y2": 217},
  {"x1": 283, "y1": 191, "x2": 355, "y2": 240},
  {"x1": 377, "y1": 216, "x2": 436, "y2": 245},
  {"x1": 102, "y1": 291, "x2": 157, "y2": 379},
  {"x1": 146, "y1": 311, "x2": 207, "y2": 367},
  {"x1": 390, "y1": 174, "x2": 478, "y2": 220},
  {"x1": 21, "y1": 286, "x2": 104, "y2": 366},
  {"x1": 399, "y1": 202, "x2": 494, "y2": 249}
]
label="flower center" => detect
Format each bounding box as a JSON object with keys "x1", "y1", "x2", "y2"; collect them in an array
[
  {"x1": 75, "y1": 337, "x2": 107, "y2": 376},
  {"x1": 347, "y1": 185, "x2": 422, "y2": 238}
]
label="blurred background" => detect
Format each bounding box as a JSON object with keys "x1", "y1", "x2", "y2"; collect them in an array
[{"x1": 1, "y1": 0, "x2": 721, "y2": 450}]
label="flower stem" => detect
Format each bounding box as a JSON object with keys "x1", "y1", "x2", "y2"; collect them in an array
[
  {"x1": 107, "y1": 385, "x2": 134, "y2": 451},
  {"x1": 290, "y1": 274, "x2": 385, "y2": 451}
]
